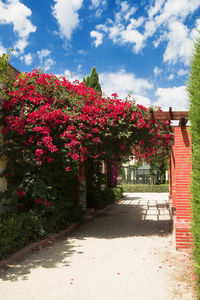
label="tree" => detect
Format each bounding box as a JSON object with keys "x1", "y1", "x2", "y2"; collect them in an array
[
  {"x1": 187, "y1": 31, "x2": 200, "y2": 296},
  {"x1": 84, "y1": 67, "x2": 102, "y2": 93}
]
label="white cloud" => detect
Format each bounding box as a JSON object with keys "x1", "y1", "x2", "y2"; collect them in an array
[
  {"x1": 90, "y1": 2, "x2": 146, "y2": 53},
  {"x1": 63, "y1": 69, "x2": 82, "y2": 83},
  {"x1": 132, "y1": 95, "x2": 151, "y2": 107},
  {"x1": 24, "y1": 53, "x2": 32, "y2": 66},
  {"x1": 52, "y1": 0, "x2": 83, "y2": 40},
  {"x1": 90, "y1": 31, "x2": 104, "y2": 47},
  {"x1": 77, "y1": 64, "x2": 82, "y2": 72},
  {"x1": 167, "y1": 74, "x2": 175, "y2": 80},
  {"x1": 89, "y1": 0, "x2": 106, "y2": 17},
  {"x1": 147, "y1": 0, "x2": 165, "y2": 19},
  {"x1": 154, "y1": 86, "x2": 188, "y2": 111},
  {"x1": 146, "y1": 0, "x2": 200, "y2": 66},
  {"x1": 0, "y1": 0, "x2": 36, "y2": 55},
  {"x1": 99, "y1": 69, "x2": 153, "y2": 99},
  {"x1": 177, "y1": 69, "x2": 188, "y2": 76},
  {"x1": 163, "y1": 20, "x2": 193, "y2": 66},
  {"x1": 155, "y1": 0, "x2": 200, "y2": 24},
  {"x1": 78, "y1": 49, "x2": 87, "y2": 56},
  {"x1": 42, "y1": 58, "x2": 55, "y2": 72},
  {"x1": 37, "y1": 49, "x2": 55, "y2": 72},
  {"x1": 120, "y1": 28, "x2": 145, "y2": 53},
  {"x1": 153, "y1": 66, "x2": 162, "y2": 77},
  {"x1": 91, "y1": 0, "x2": 101, "y2": 7},
  {"x1": 37, "y1": 49, "x2": 51, "y2": 62},
  {"x1": 91, "y1": 0, "x2": 200, "y2": 65},
  {"x1": 90, "y1": 0, "x2": 106, "y2": 8}
]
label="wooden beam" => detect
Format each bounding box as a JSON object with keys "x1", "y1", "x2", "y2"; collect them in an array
[{"x1": 144, "y1": 111, "x2": 189, "y2": 121}]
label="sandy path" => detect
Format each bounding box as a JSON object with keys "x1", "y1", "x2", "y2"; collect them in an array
[{"x1": 0, "y1": 193, "x2": 197, "y2": 300}]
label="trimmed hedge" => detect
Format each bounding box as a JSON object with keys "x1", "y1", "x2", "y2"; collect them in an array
[
  {"x1": 0, "y1": 204, "x2": 83, "y2": 260},
  {"x1": 187, "y1": 32, "x2": 200, "y2": 296},
  {"x1": 121, "y1": 184, "x2": 169, "y2": 193},
  {"x1": 100, "y1": 186, "x2": 123, "y2": 207},
  {"x1": 0, "y1": 187, "x2": 123, "y2": 260}
]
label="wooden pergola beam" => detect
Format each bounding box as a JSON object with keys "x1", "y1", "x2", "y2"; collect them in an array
[{"x1": 145, "y1": 110, "x2": 189, "y2": 121}]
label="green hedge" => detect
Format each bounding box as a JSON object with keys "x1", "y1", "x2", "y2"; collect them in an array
[
  {"x1": 0, "y1": 203, "x2": 83, "y2": 260},
  {"x1": 121, "y1": 184, "x2": 169, "y2": 193},
  {"x1": 0, "y1": 187, "x2": 123, "y2": 260},
  {"x1": 100, "y1": 186, "x2": 123, "y2": 208},
  {"x1": 187, "y1": 32, "x2": 200, "y2": 296},
  {"x1": 87, "y1": 186, "x2": 123, "y2": 209}
]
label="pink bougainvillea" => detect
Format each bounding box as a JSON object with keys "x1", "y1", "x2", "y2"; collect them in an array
[{"x1": 0, "y1": 69, "x2": 172, "y2": 207}]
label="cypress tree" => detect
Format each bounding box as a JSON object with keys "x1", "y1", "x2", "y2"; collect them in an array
[
  {"x1": 85, "y1": 75, "x2": 90, "y2": 87},
  {"x1": 83, "y1": 67, "x2": 102, "y2": 93},
  {"x1": 187, "y1": 32, "x2": 200, "y2": 295}
]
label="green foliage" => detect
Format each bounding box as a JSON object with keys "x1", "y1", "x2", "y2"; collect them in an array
[
  {"x1": 0, "y1": 202, "x2": 83, "y2": 260},
  {"x1": 0, "y1": 50, "x2": 15, "y2": 100},
  {"x1": 121, "y1": 184, "x2": 169, "y2": 193},
  {"x1": 150, "y1": 155, "x2": 169, "y2": 183},
  {"x1": 187, "y1": 31, "x2": 200, "y2": 295},
  {"x1": 85, "y1": 158, "x2": 106, "y2": 208},
  {"x1": 87, "y1": 186, "x2": 123, "y2": 209},
  {"x1": 84, "y1": 67, "x2": 102, "y2": 93}
]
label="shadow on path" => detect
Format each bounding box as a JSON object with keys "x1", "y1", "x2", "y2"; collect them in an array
[
  {"x1": 73, "y1": 194, "x2": 172, "y2": 240},
  {"x1": 0, "y1": 193, "x2": 172, "y2": 282},
  {"x1": 0, "y1": 236, "x2": 77, "y2": 282}
]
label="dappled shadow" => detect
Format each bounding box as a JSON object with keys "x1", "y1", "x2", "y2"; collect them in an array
[
  {"x1": 0, "y1": 236, "x2": 79, "y2": 282},
  {"x1": 69, "y1": 194, "x2": 172, "y2": 240},
  {"x1": 0, "y1": 193, "x2": 172, "y2": 282}
]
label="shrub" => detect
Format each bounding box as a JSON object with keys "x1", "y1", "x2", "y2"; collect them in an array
[
  {"x1": 0, "y1": 203, "x2": 83, "y2": 260},
  {"x1": 86, "y1": 186, "x2": 123, "y2": 209},
  {"x1": 121, "y1": 184, "x2": 169, "y2": 193}
]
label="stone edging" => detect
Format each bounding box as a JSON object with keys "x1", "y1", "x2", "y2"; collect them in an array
[{"x1": 0, "y1": 202, "x2": 117, "y2": 270}]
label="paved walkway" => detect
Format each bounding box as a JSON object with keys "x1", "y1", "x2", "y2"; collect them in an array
[{"x1": 0, "y1": 193, "x2": 197, "y2": 300}]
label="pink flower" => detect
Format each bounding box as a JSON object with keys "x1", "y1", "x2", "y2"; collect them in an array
[
  {"x1": 35, "y1": 198, "x2": 43, "y2": 204},
  {"x1": 17, "y1": 190, "x2": 25, "y2": 197},
  {"x1": 111, "y1": 93, "x2": 118, "y2": 98},
  {"x1": 44, "y1": 200, "x2": 50, "y2": 207},
  {"x1": 120, "y1": 145, "x2": 125, "y2": 150},
  {"x1": 65, "y1": 166, "x2": 71, "y2": 172}
]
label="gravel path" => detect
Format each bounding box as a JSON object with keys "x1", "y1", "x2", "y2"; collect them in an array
[{"x1": 0, "y1": 193, "x2": 197, "y2": 300}]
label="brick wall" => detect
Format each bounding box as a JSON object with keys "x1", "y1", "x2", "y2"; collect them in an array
[{"x1": 172, "y1": 127, "x2": 193, "y2": 249}]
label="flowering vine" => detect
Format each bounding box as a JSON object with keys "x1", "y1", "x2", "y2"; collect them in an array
[{"x1": 0, "y1": 69, "x2": 172, "y2": 209}]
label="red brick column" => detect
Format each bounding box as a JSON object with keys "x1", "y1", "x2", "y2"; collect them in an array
[
  {"x1": 174, "y1": 127, "x2": 193, "y2": 249},
  {"x1": 171, "y1": 145, "x2": 176, "y2": 209}
]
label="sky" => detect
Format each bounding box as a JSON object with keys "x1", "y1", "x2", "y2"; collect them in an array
[{"x1": 0, "y1": 0, "x2": 200, "y2": 111}]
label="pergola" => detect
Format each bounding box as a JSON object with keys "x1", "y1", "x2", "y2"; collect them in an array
[{"x1": 146, "y1": 108, "x2": 192, "y2": 249}]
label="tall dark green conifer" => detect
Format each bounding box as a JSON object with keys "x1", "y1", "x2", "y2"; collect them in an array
[
  {"x1": 83, "y1": 67, "x2": 102, "y2": 93},
  {"x1": 187, "y1": 32, "x2": 200, "y2": 295}
]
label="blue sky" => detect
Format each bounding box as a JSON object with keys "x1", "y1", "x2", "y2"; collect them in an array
[{"x1": 0, "y1": 0, "x2": 200, "y2": 111}]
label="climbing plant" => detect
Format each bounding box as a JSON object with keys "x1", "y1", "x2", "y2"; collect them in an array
[{"x1": 0, "y1": 63, "x2": 172, "y2": 211}]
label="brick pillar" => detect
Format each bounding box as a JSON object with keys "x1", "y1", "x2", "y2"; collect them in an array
[
  {"x1": 171, "y1": 145, "x2": 176, "y2": 210},
  {"x1": 174, "y1": 127, "x2": 193, "y2": 249}
]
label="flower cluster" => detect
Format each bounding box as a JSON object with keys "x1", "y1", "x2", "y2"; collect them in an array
[{"x1": 0, "y1": 70, "x2": 172, "y2": 207}]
